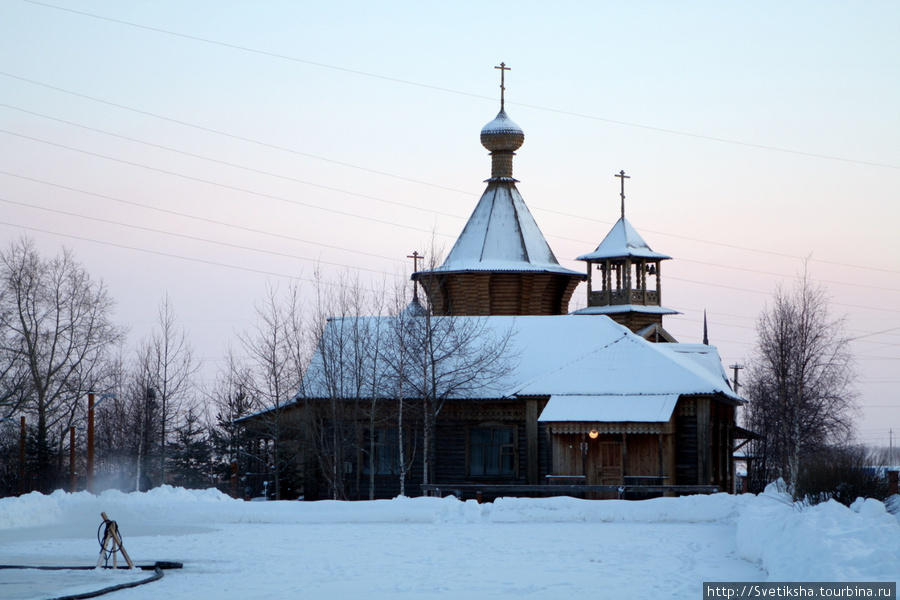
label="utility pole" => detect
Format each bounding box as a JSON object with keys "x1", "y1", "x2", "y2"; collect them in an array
[
  {"x1": 69, "y1": 426, "x2": 76, "y2": 493},
  {"x1": 18, "y1": 417, "x2": 26, "y2": 495},
  {"x1": 87, "y1": 392, "x2": 95, "y2": 493}
]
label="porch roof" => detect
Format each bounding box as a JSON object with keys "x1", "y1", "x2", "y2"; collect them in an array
[{"x1": 537, "y1": 394, "x2": 679, "y2": 423}]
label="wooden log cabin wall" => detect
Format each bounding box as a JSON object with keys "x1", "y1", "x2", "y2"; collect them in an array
[{"x1": 675, "y1": 397, "x2": 735, "y2": 491}]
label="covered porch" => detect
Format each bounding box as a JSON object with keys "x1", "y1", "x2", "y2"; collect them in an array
[{"x1": 538, "y1": 394, "x2": 678, "y2": 498}]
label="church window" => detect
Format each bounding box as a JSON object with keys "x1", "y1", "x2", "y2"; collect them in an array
[
  {"x1": 468, "y1": 427, "x2": 516, "y2": 477},
  {"x1": 362, "y1": 428, "x2": 401, "y2": 475}
]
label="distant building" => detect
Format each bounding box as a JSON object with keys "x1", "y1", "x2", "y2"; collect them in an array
[{"x1": 239, "y1": 71, "x2": 748, "y2": 500}]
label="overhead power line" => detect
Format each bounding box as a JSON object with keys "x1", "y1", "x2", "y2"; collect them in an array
[
  {"x1": 0, "y1": 218, "x2": 408, "y2": 296},
  {"x1": 16, "y1": 0, "x2": 900, "y2": 172},
  {"x1": 1, "y1": 92, "x2": 897, "y2": 278},
  {"x1": 0, "y1": 72, "x2": 476, "y2": 198},
  {"x1": 0, "y1": 196, "x2": 402, "y2": 275},
  {"x1": 0, "y1": 129, "x2": 455, "y2": 239},
  {"x1": 0, "y1": 102, "x2": 470, "y2": 221},
  {"x1": 7, "y1": 100, "x2": 900, "y2": 289},
  {"x1": 0, "y1": 171, "x2": 406, "y2": 265}
]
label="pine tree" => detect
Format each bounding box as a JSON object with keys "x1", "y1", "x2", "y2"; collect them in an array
[{"x1": 168, "y1": 408, "x2": 212, "y2": 489}]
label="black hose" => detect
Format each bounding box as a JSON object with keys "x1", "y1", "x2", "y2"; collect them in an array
[
  {"x1": 53, "y1": 567, "x2": 163, "y2": 600},
  {"x1": 0, "y1": 561, "x2": 183, "y2": 599},
  {"x1": 0, "y1": 562, "x2": 181, "y2": 571}
]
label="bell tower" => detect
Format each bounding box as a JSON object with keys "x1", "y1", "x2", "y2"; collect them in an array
[{"x1": 572, "y1": 172, "x2": 679, "y2": 342}]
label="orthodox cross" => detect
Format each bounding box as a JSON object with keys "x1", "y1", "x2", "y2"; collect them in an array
[
  {"x1": 407, "y1": 251, "x2": 423, "y2": 300},
  {"x1": 615, "y1": 170, "x2": 630, "y2": 219},
  {"x1": 495, "y1": 62, "x2": 510, "y2": 110},
  {"x1": 407, "y1": 251, "x2": 423, "y2": 272}
]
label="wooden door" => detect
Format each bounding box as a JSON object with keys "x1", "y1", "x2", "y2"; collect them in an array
[{"x1": 599, "y1": 441, "x2": 623, "y2": 486}]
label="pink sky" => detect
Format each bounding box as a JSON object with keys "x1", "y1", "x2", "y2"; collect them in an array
[{"x1": 1, "y1": 1, "x2": 898, "y2": 447}]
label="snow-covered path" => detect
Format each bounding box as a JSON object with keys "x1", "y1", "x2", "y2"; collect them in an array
[{"x1": 1, "y1": 487, "x2": 897, "y2": 599}]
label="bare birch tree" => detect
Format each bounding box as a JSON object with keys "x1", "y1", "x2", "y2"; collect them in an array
[
  {"x1": 0, "y1": 238, "x2": 124, "y2": 491},
  {"x1": 92, "y1": 350, "x2": 136, "y2": 490},
  {"x1": 304, "y1": 269, "x2": 374, "y2": 500},
  {"x1": 238, "y1": 282, "x2": 305, "y2": 500},
  {"x1": 137, "y1": 295, "x2": 198, "y2": 485},
  {"x1": 396, "y1": 247, "x2": 516, "y2": 485},
  {"x1": 744, "y1": 269, "x2": 858, "y2": 492},
  {"x1": 384, "y1": 293, "x2": 426, "y2": 496},
  {"x1": 401, "y1": 311, "x2": 517, "y2": 485}
]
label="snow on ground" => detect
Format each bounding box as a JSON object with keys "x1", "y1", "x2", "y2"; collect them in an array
[{"x1": 0, "y1": 487, "x2": 897, "y2": 600}]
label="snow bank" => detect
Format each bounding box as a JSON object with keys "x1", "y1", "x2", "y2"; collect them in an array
[
  {"x1": 0, "y1": 488, "x2": 750, "y2": 530},
  {"x1": 0, "y1": 487, "x2": 239, "y2": 532},
  {"x1": 736, "y1": 488, "x2": 900, "y2": 583},
  {"x1": 0, "y1": 487, "x2": 474, "y2": 529},
  {"x1": 3, "y1": 486, "x2": 898, "y2": 585},
  {"x1": 490, "y1": 492, "x2": 750, "y2": 523},
  {"x1": 0, "y1": 490, "x2": 65, "y2": 530}
]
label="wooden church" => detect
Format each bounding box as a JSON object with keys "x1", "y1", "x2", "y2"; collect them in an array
[{"x1": 239, "y1": 67, "x2": 746, "y2": 501}]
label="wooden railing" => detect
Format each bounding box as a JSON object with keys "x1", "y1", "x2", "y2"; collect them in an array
[
  {"x1": 590, "y1": 290, "x2": 660, "y2": 307},
  {"x1": 421, "y1": 483, "x2": 720, "y2": 500}
]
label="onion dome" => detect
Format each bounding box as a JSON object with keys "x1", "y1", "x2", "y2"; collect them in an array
[
  {"x1": 480, "y1": 109, "x2": 524, "y2": 153},
  {"x1": 481, "y1": 109, "x2": 524, "y2": 180}
]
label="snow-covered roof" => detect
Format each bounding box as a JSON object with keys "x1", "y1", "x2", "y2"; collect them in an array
[
  {"x1": 577, "y1": 217, "x2": 671, "y2": 262},
  {"x1": 538, "y1": 394, "x2": 679, "y2": 423},
  {"x1": 416, "y1": 182, "x2": 582, "y2": 277},
  {"x1": 511, "y1": 328, "x2": 740, "y2": 402},
  {"x1": 294, "y1": 315, "x2": 741, "y2": 407},
  {"x1": 570, "y1": 304, "x2": 680, "y2": 316},
  {"x1": 653, "y1": 343, "x2": 737, "y2": 396}
]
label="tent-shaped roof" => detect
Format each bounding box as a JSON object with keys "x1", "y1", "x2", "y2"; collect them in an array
[
  {"x1": 577, "y1": 217, "x2": 671, "y2": 262},
  {"x1": 419, "y1": 182, "x2": 581, "y2": 277}
]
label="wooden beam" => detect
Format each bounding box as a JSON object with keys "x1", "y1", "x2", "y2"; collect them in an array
[
  {"x1": 422, "y1": 483, "x2": 720, "y2": 496},
  {"x1": 526, "y1": 399, "x2": 539, "y2": 485},
  {"x1": 696, "y1": 397, "x2": 711, "y2": 485}
]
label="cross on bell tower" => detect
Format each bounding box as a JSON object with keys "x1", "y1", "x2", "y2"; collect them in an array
[{"x1": 615, "y1": 170, "x2": 630, "y2": 219}]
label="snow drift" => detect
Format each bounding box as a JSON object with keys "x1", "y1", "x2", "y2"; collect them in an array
[{"x1": 2, "y1": 485, "x2": 898, "y2": 586}]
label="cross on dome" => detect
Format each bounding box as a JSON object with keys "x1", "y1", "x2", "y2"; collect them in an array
[
  {"x1": 407, "y1": 250, "x2": 423, "y2": 272},
  {"x1": 495, "y1": 62, "x2": 510, "y2": 110},
  {"x1": 407, "y1": 250, "x2": 423, "y2": 300}
]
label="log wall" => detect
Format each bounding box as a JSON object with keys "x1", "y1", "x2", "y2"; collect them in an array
[{"x1": 415, "y1": 271, "x2": 583, "y2": 316}]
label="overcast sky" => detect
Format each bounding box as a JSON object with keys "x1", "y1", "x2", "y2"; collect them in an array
[{"x1": 1, "y1": 1, "x2": 898, "y2": 446}]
